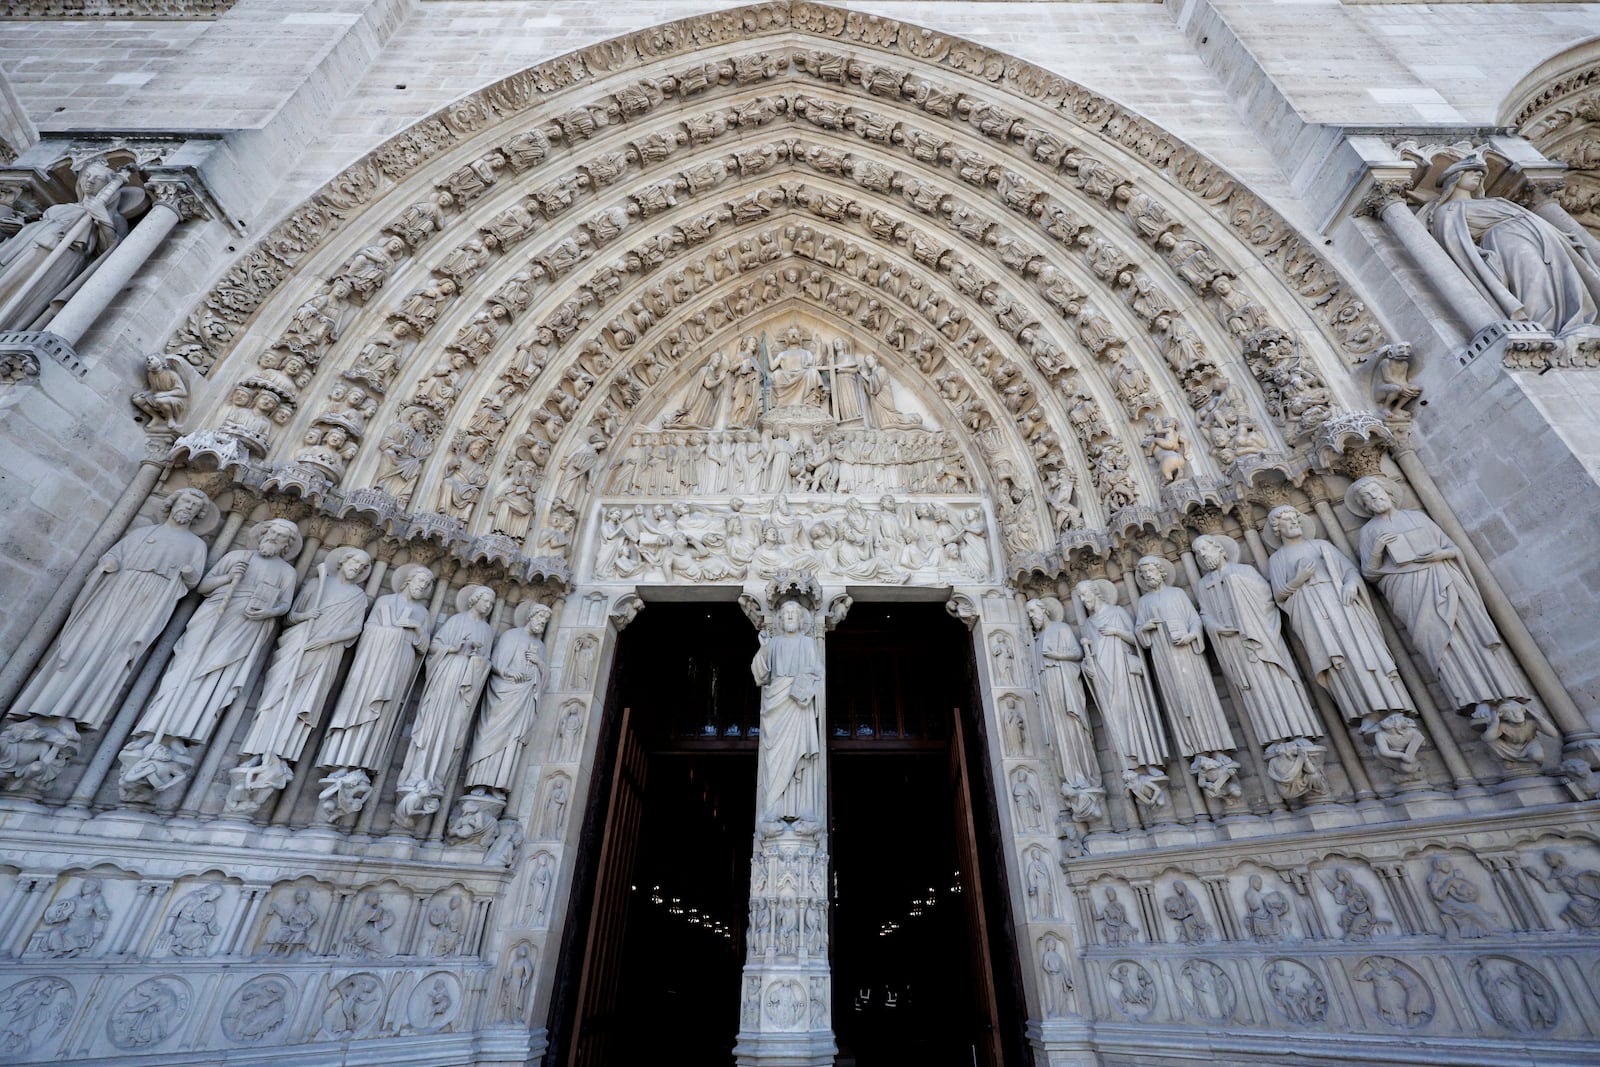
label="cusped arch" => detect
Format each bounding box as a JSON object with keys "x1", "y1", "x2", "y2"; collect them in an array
[{"x1": 170, "y1": 1, "x2": 1388, "y2": 580}]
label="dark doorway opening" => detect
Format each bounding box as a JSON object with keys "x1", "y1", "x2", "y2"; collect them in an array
[
  {"x1": 827, "y1": 602, "x2": 1028, "y2": 1067},
  {"x1": 550, "y1": 600, "x2": 1026, "y2": 1067},
  {"x1": 548, "y1": 603, "x2": 759, "y2": 1067}
]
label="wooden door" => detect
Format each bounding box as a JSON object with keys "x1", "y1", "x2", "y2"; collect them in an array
[
  {"x1": 569, "y1": 705, "x2": 648, "y2": 1067},
  {"x1": 950, "y1": 706, "x2": 1005, "y2": 1067}
]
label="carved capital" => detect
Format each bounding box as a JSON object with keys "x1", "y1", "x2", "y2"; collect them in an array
[
  {"x1": 1356, "y1": 180, "x2": 1411, "y2": 219},
  {"x1": 146, "y1": 178, "x2": 209, "y2": 222}
]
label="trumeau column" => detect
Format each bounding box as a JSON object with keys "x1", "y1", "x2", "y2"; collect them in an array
[{"x1": 735, "y1": 573, "x2": 836, "y2": 1067}]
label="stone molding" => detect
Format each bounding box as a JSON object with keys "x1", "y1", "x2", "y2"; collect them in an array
[{"x1": 0, "y1": 1, "x2": 234, "y2": 17}]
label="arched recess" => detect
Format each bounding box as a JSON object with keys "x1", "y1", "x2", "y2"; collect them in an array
[
  {"x1": 165, "y1": 0, "x2": 1391, "y2": 588},
  {"x1": 1503, "y1": 36, "x2": 1600, "y2": 242}
]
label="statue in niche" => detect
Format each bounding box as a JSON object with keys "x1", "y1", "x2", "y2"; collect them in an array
[
  {"x1": 165, "y1": 884, "x2": 222, "y2": 956},
  {"x1": 664, "y1": 350, "x2": 730, "y2": 429},
  {"x1": 1264, "y1": 505, "x2": 1414, "y2": 729},
  {"x1": 1163, "y1": 880, "x2": 1211, "y2": 944},
  {"x1": 1025, "y1": 848, "x2": 1056, "y2": 918},
  {"x1": 1241, "y1": 874, "x2": 1291, "y2": 942},
  {"x1": 1039, "y1": 935, "x2": 1073, "y2": 1017},
  {"x1": 751, "y1": 598, "x2": 824, "y2": 834},
  {"x1": 132, "y1": 353, "x2": 190, "y2": 432},
  {"x1": 3, "y1": 487, "x2": 215, "y2": 791},
  {"x1": 344, "y1": 892, "x2": 394, "y2": 958},
  {"x1": 1423, "y1": 155, "x2": 1600, "y2": 337},
  {"x1": 1134, "y1": 557, "x2": 1240, "y2": 800},
  {"x1": 539, "y1": 775, "x2": 570, "y2": 838},
  {"x1": 1096, "y1": 888, "x2": 1138, "y2": 945},
  {"x1": 316, "y1": 563, "x2": 435, "y2": 820},
  {"x1": 1027, "y1": 597, "x2": 1102, "y2": 819},
  {"x1": 1425, "y1": 856, "x2": 1493, "y2": 937},
  {"x1": 498, "y1": 944, "x2": 536, "y2": 1023},
  {"x1": 458, "y1": 600, "x2": 550, "y2": 817},
  {"x1": 225, "y1": 546, "x2": 373, "y2": 816},
  {"x1": 394, "y1": 585, "x2": 496, "y2": 826},
  {"x1": 262, "y1": 887, "x2": 320, "y2": 956},
  {"x1": 0, "y1": 159, "x2": 140, "y2": 331},
  {"x1": 1011, "y1": 767, "x2": 1044, "y2": 832},
  {"x1": 118, "y1": 518, "x2": 300, "y2": 803},
  {"x1": 1326, "y1": 867, "x2": 1388, "y2": 941},
  {"x1": 552, "y1": 702, "x2": 584, "y2": 762},
  {"x1": 1076, "y1": 579, "x2": 1169, "y2": 806},
  {"x1": 989, "y1": 629, "x2": 1020, "y2": 687},
  {"x1": 530, "y1": 852, "x2": 555, "y2": 925},
  {"x1": 1141, "y1": 414, "x2": 1188, "y2": 483},
  {"x1": 33, "y1": 878, "x2": 110, "y2": 958},
  {"x1": 1191, "y1": 534, "x2": 1324, "y2": 761},
  {"x1": 1348, "y1": 477, "x2": 1553, "y2": 762},
  {"x1": 1529, "y1": 850, "x2": 1600, "y2": 930}
]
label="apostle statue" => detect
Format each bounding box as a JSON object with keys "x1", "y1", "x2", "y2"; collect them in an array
[
  {"x1": 1134, "y1": 557, "x2": 1240, "y2": 799},
  {"x1": 0, "y1": 159, "x2": 142, "y2": 331},
  {"x1": 393, "y1": 584, "x2": 496, "y2": 826},
  {"x1": 751, "y1": 597, "x2": 824, "y2": 834},
  {"x1": 1190, "y1": 533, "x2": 1329, "y2": 797},
  {"x1": 1423, "y1": 155, "x2": 1600, "y2": 338},
  {"x1": 316, "y1": 563, "x2": 435, "y2": 820},
  {"x1": 1026, "y1": 596, "x2": 1102, "y2": 819},
  {"x1": 117, "y1": 518, "x2": 301, "y2": 803},
  {"x1": 223, "y1": 547, "x2": 374, "y2": 816},
  {"x1": 461, "y1": 601, "x2": 551, "y2": 797},
  {"x1": 1191, "y1": 534, "x2": 1319, "y2": 737},
  {"x1": 1075, "y1": 578, "x2": 1169, "y2": 807},
  {"x1": 3, "y1": 488, "x2": 215, "y2": 791},
  {"x1": 1264, "y1": 506, "x2": 1411, "y2": 727},
  {"x1": 1348, "y1": 477, "x2": 1553, "y2": 762}
]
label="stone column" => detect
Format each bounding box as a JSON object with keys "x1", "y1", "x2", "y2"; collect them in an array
[
  {"x1": 734, "y1": 574, "x2": 836, "y2": 1067},
  {"x1": 1363, "y1": 184, "x2": 1499, "y2": 345},
  {"x1": 44, "y1": 180, "x2": 202, "y2": 347}
]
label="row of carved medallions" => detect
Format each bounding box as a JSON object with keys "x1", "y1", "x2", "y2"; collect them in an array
[
  {"x1": 1058, "y1": 839, "x2": 1600, "y2": 1039},
  {"x1": 5, "y1": 873, "x2": 494, "y2": 964},
  {"x1": 0, "y1": 954, "x2": 534, "y2": 1060},
  {"x1": 202, "y1": 96, "x2": 1324, "y2": 521},
  {"x1": 161, "y1": 2, "x2": 1383, "y2": 383},
  {"x1": 198, "y1": 195, "x2": 1311, "y2": 578}
]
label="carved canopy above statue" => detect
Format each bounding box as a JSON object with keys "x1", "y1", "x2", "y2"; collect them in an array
[{"x1": 170, "y1": 0, "x2": 1388, "y2": 583}]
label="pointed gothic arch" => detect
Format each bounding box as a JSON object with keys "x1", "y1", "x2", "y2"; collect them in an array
[{"x1": 165, "y1": 0, "x2": 1389, "y2": 588}]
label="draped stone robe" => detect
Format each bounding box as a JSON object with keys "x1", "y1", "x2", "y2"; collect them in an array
[
  {"x1": 1358, "y1": 506, "x2": 1526, "y2": 711},
  {"x1": 134, "y1": 549, "x2": 296, "y2": 744},
  {"x1": 1135, "y1": 585, "x2": 1235, "y2": 756},
  {"x1": 1080, "y1": 603, "x2": 1167, "y2": 768},
  {"x1": 463, "y1": 626, "x2": 547, "y2": 792},
  {"x1": 239, "y1": 572, "x2": 371, "y2": 762},
  {"x1": 11, "y1": 520, "x2": 205, "y2": 731},
  {"x1": 399, "y1": 610, "x2": 496, "y2": 795},
  {"x1": 1035, "y1": 618, "x2": 1097, "y2": 784},
  {"x1": 1268, "y1": 538, "x2": 1411, "y2": 724},
  {"x1": 319, "y1": 593, "x2": 432, "y2": 771},
  {"x1": 751, "y1": 629, "x2": 824, "y2": 823},
  {"x1": 1196, "y1": 561, "x2": 1322, "y2": 743}
]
